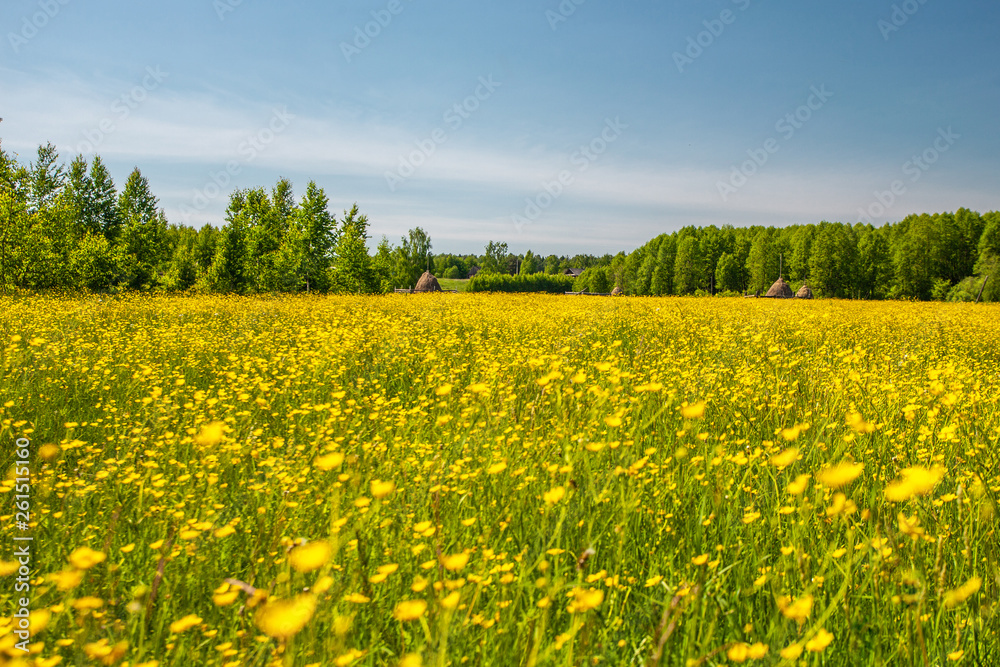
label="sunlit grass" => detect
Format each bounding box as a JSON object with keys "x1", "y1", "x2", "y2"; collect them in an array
[
  {"x1": 1, "y1": 294, "x2": 997, "y2": 666},
  {"x1": 436, "y1": 279, "x2": 470, "y2": 292}
]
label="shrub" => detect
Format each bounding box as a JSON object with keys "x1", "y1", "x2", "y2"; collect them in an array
[{"x1": 468, "y1": 273, "x2": 575, "y2": 293}]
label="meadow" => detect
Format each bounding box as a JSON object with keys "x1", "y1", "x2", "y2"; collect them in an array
[{"x1": 0, "y1": 293, "x2": 997, "y2": 667}]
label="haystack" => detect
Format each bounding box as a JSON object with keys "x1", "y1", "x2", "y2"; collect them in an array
[
  {"x1": 413, "y1": 271, "x2": 442, "y2": 293},
  {"x1": 611, "y1": 285, "x2": 624, "y2": 296},
  {"x1": 795, "y1": 283, "x2": 814, "y2": 299},
  {"x1": 764, "y1": 277, "x2": 794, "y2": 298}
]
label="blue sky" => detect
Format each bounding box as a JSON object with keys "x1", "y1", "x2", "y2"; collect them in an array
[{"x1": 2, "y1": 0, "x2": 998, "y2": 254}]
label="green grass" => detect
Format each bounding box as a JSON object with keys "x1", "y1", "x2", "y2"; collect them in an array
[{"x1": 437, "y1": 278, "x2": 470, "y2": 292}]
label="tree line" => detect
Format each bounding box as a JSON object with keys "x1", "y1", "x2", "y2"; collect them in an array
[
  {"x1": 1, "y1": 143, "x2": 430, "y2": 294},
  {"x1": 571, "y1": 211, "x2": 998, "y2": 302},
  {"x1": 1, "y1": 142, "x2": 997, "y2": 301}
]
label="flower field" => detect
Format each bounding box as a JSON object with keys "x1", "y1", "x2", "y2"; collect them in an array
[{"x1": 1, "y1": 293, "x2": 998, "y2": 666}]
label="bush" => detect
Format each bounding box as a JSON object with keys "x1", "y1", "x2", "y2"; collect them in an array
[
  {"x1": 931, "y1": 278, "x2": 953, "y2": 301},
  {"x1": 948, "y1": 263, "x2": 998, "y2": 303},
  {"x1": 468, "y1": 273, "x2": 575, "y2": 293}
]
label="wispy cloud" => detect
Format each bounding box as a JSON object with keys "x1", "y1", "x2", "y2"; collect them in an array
[{"x1": 2, "y1": 66, "x2": 994, "y2": 253}]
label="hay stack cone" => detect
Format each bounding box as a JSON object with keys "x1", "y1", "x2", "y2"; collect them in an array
[
  {"x1": 795, "y1": 283, "x2": 814, "y2": 299},
  {"x1": 764, "y1": 277, "x2": 794, "y2": 298},
  {"x1": 611, "y1": 285, "x2": 624, "y2": 296},
  {"x1": 413, "y1": 271, "x2": 442, "y2": 293}
]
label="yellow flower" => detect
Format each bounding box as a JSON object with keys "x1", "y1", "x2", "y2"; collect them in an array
[
  {"x1": 644, "y1": 575, "x2": 663, "y2": 588},
  {"x1": 0, "y1": 560, "x2": 19, "y2": 576},
  {"x1": 727, "y1": 643, "x2": 751, "y2": 663},
  {"x1": 194, "y1": 421, "x2": 225, "y2": 446},
  {"x1": 314, "y1": 452, "x2": 345, "y2": 470},
  {"x1": 806, "y1": 628, "x2": 833, "y2": 652},
  {"x1": 28, "y1": 609, "x2": 51, "y2": 634},
  {"x1": 214, "y1": 525, "x2": 236, "y2": 538},
  {"x1": 254, "y1": 594, "x2": 317, "y2": 639},
  {"x1": 680, "y1": 401, "x2": 706, "y2": 420},
  {"x1": 441, "y1": 553, "x2": 470, "y2": 571},
  {"x1": 335, "y1": 649, "x2": 366, "y2": 666},
  {"x1": 50, "y1": 568, "x2": 84, "y2": 591},
  {"x1": 778, "y1": 594, "x2": 813, "y2": 622},
  {"x1": 344, "y1": 593, "x2": 371, "y2": 604},
  {"x1": 691, "y1": 554, "x2": 709, "y2": 566},
  {"x1": 816, "y1": 462, "x2": 864, "y2": 489},
  {"x1": 948, "y1": 650, "x2": 965, "y2": 661},
  {"x1": 487, "y1": 461, "x2": 507, "y2": 474},
  {"x1": 371, "y1": 480, "x2": 396, "y2": 499},
  {"x1": 467, "y1": 383, "x2": 488, "y2": 394},
  {"x1": 779, "y1": 643, "x2": 803, "y2": 660},
  {"x1": 885, "y1": 466, "x2": 945, "y2": 502},
  {"x1": 567, "y1": 587, "x2": 604, "y2": 613},
  {"x1": 786, "y1": 474, "x2": 811, "y2": 495},
  {"x1": 289, "y1": 540, "x2": 332, "y2": 573},
  {"x1": 440, "y1": 592, "x2": 461, "y2": 610},
  {"x1": 780, "y1": 425, "x2": 804, "y2": 441},
  {"x1": 393, "y1": 599, "x2": 428, "y2": 621},
  {"x1": 38, "y1": 443, "x2": 60, "y2": 460},
  {"x1": 399, "y1": 653, "x2": 423, "y2": 667},
  {"x1": 604, "y1": 415, "x2": 622, "y2": 427},
  {"x1": 747, "y1": 643, "x2": 768, "y2": 658},
  {"x1": 943, "y1": 576, "x2": 982, "y2": 608},
  {"x1": 169, "y1": 614, "x2": 203, "y2": 634},
  {"x1": 543, "y1": 486, "x2": 566, "y2": 504},
  {"x1": 435, "y1": 383, "x2": 453, "y2": 396},
  {"x1": 770, "y1": 447, "x2": 799, "y2": 468},
  {"x1": 845, "y1": 411, "x2": 876, "y2": 434},
  {"x1": 72, "y1": 596, "x2": 105, "y2": 611},
  {"x1": 69, "y1": 546, "x2": 106, "y2": 570},
  {"x1": 213, "y1": 588, "x2": 240, "y2": 606},
  {"x1": 84, "y1": 639, "x2": 128, "y2": 662}
]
